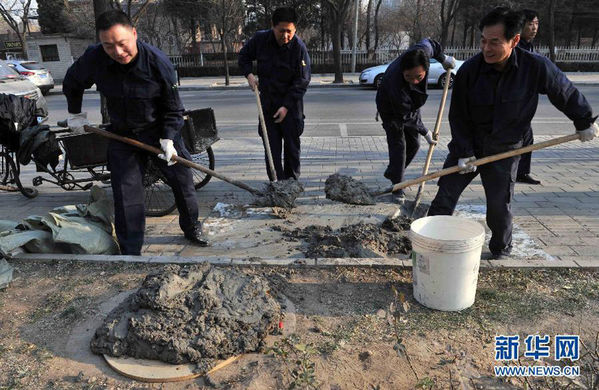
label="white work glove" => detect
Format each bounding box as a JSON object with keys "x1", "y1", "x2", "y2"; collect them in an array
[
  {"x1": 67, "y1": 112, "x2": 89, "y2": 134},
  {"x1": 458, "y1": 156, "x2": 476, "y2": 174},
  {"x1": 247, "y1": 73, "x2": 259, "y2": 91},
  {"x1": 442, "y1": 55, "x2": 457, "y2": 70},
  {"x1": 424, "y1": 130, "x2": 437, "y2": 146},
  {"x1": 578, "y1": 122, "x2": 599, "y2": 142},
  {"x1": 158, "y1": 138, "x2": 177, "y2": 166}
]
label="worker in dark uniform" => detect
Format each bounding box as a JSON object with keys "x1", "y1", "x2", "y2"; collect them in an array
[
  {"x1": 376, "y1": 39, "x2": 456, "y2": 203},
  {"x1": 238, "y1": 7, "x2": 311, "y2": 181},
  {"x1": 63, "y1": 10, "x2": 207, "y2": 255},
  {"x1": 516, "y1": 9, "x2": 541, "y2": 185},
  {"x1": 428, "y1": 7, "x2": 598, "y2": 259}
]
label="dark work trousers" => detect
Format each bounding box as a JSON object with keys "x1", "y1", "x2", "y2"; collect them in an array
[
  {"x1": 258, "y1": 112, "x2": 303, "y2": 181},
  {"x1": 382, "y1": 121, "x2": 420, "y2": 184},
  {"x1": 428, "y1": 153, "x2": 520, "y2": 255},
  {"x1": 107, "y1": 130, "x2": 198, "y2": 255},
  {"x1": 517, "y1": 126, "x2": 533, "y2": 177}
]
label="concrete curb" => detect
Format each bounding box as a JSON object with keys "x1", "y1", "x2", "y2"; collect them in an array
[{"x1": 8, "y1": 253, "x2": 597, "y2": 269}]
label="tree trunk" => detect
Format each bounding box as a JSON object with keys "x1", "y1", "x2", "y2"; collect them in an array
[
  {"x1": 450, "y1": 13, "x2": 457, "y2": 46},
  {"x1": 221, "y1": 33, "x2": 229, "y2": 86},
  {"x1": 373, "y1": 0, "x2": 382, "y2": 51},
  {"x1": 332, "y1": 20, "x2": 343, "y2": 83},
  {"x1": 548, "y1": 0, "x2": 556, "y2": 62},
  {"x1": 365, "y1": 0, "x2": 372, "y2": 53}
]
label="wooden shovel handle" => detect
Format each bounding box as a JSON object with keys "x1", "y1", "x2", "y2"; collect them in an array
[
  {"x1": 254, "y1": 88, "x2": 278, "y2": 182},
  {"x1": 84, "y1": 125, "x2": 262, "y2": 196},
  {"x1": 411, "y1": 68, "x2": 453, "y2": 213},
  {"x1": 372, "y1": 132, "x2": 581, "y2": 197}
]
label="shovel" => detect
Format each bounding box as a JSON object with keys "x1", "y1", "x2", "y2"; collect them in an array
[
  {"x1": 410, "y1": 68, "x2": 452, "y2": 218},
  {"x1": 372, "y1": 132, "x2": 583, "y2": 218},
  {"x1": 254, "y1": 88, "x2": 278, "y2": 182},
  {"x1": 84, "y1": 125, "x2": 262, "y2": 196}
]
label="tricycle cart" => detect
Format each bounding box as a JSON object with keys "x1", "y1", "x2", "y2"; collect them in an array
[{"x1": 0, "y1": 105, "x2": 219, "y2": 217}]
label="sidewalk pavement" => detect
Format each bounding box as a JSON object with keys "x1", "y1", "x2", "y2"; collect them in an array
[
  {"x1": 2, "y1": 134, "x2": 599, "y2": 267},
  {"x1": 46, "y1": 72, "x2": 599, "y2": 95}
]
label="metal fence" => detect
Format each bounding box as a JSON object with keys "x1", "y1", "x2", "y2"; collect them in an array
[{"x1": 169, "y1": 46, "x2": 599, "y2": 68}]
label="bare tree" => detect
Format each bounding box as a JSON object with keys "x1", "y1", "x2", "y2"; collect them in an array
[
  {"x1": 548, "y1": 0, "x2": 556, "y2": 62},
  {"x1": 373, "y1": 0, "x2": 382, "y2": 50},
  {"x1": 324, "y1": 0, "x2": 353, "y2": 83},
  {"x1": 108, "y1": 0, "x2": 152, "y2": 25},
  {"x1": 206, "y1": 0, "x2": 244, "y2": 85},
  {"x1": 439, "y1": 0, "x2": 460, "y2": 47},
  {"x1": 0, "y1": 0, "x2": 33, "y2": 58}
]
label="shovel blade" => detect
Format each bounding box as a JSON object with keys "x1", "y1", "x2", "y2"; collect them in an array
[{"x1": 389, "y1": 199, "x2": 430, "y2": 220}]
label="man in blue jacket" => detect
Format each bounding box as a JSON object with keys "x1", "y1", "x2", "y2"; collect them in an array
[
  {"x1": 376, "y1": 38, "x2": 455, "y2": 203},
  {"x1": 63, "y1": 10, "x2": 207, "y2": 255},
  {"x1": 238, "y1": 7, "x2": 311, "y2": 181},
  {"x1": 428, "y1": 7, "x2": 598, "y2": 259}
]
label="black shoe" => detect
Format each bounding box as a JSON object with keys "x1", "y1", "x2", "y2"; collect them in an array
[
  {"x1": 392, "y1": 190, "x2": 406, "y2": 204},
  {"x1": 184, "y1": 223, "x2": 209, "y2": 247},
  {"x1": 488, "y1": 247, "x2": 512, "y2": 260},
  {"x1": 517, "y1": 174, "x2": 541, "y2": 185}
]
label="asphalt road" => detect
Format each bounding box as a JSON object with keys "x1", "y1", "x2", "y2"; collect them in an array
[{"x1": 45, "y1": 85, "x2": 599, "y2": 137}]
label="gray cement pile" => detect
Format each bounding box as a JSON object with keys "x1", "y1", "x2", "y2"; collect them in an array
[
  {"x1": 324, "y1": 174, "x2": 375, "y2": 205},
  {"x1": 90, "y1": 264, "x2": 280, "y2": 372},
  {"x1": 283, "y1": 217, "x2": 412, "y2": 258},
  {"x1": 254, "y1": 179, "x2": 304, "y2": 209}
]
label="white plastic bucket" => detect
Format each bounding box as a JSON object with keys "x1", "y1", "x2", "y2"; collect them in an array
[{"x1": 410, "y1": 216, "x2": 485, "y2": 311}]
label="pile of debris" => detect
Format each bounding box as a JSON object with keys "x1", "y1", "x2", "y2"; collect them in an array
[
  {"x1": 324, "y1": 173, "x2": 375, "y2": 205},
  {"x1": 282, "y1": 216, "x2": 412, "y2": 258},
  {"x1": 91, "y1": 264, "x2": 281, "y2": 373}
]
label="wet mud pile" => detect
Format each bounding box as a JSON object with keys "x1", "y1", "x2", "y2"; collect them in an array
[
  {"x1": 324, "y1": 174, "x2": 375, "y2": 205},
  {"x1": 90, "y1": 264, "x2": 280, "y2": 372},
  {"x1": 254, "y1": 179, "x2": 304, "y2": 209},
  {"x1": 283, "y1": 216, "x2": 413, "y2": 258}
]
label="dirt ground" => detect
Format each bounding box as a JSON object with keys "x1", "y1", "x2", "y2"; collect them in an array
[{"x1": 1, "y1": 261, "x2": 598, "y2": 389}]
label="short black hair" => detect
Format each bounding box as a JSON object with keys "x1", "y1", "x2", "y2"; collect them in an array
[
  {"x1": 96, "y1": 9, "x2": 133, "y2": 32},
  {"x1": 272, "y1": 7, "x2": 297, "y2": 26},
  {"x1": 400, "y1": 49, "x2": 430, "y2": 72},
  {"x1": 479, "y1": 6, "x2": 524, "y2": 41},
  {"x1": 521, "y1": 9, "x2": 538, "y2": 23}
]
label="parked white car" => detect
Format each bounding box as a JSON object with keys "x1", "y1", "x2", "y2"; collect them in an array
[
  {"x1": 0, "y1": 60, "x2": 49, "y2": 118},
  {"x1": 6, "y1": 59, "x2": 54, "y2": 95},
  {"x1": 359, "y1": 57, "x2": 465, "y2": 89}
]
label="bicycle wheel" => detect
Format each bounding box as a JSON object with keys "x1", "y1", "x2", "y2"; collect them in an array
[
  {"x1": 191, "y1": 146, "x2": 215, "y2": 189},
  {"x1": 0, "y1": 151, "x2": 38, "y2": 198},
  {"x1": 143, "y1": 160, "x2": 176, "y2": 217}
]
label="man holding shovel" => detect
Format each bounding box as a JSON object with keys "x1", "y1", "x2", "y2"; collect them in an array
[
  {"x1": 376, "y1": 39, "x2": 456, "y2": 203},
  {"x1": 428, "y1": 6, "x2": 598, "y2": 259},
  {"x1": 238, "y1": 7, "x2": 311, "y2": 181},
  {"x1": 63, "y1": 10, "x2": 207, "y2": 255}
]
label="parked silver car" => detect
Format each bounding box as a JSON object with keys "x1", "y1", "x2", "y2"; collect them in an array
[
  {"x1": 6, "y1": 59, "x2": 55, "y2": 95},
  {"x1": 0, "y1": 60, "x2": 49, "y2": 118},
  {"x1": 359, "y1": 57, "x2": 464, "y2": 89}
]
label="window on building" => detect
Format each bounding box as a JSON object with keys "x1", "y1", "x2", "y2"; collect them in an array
[{"x1": 40, "y1": 45, "x2": 59, "y2": 62}]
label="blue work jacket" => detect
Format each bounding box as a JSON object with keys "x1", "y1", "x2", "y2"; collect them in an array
[
  {"x1": 376, "y1": 38, "x2": 446, "y2": 135},
  {"x1": 63, "y1": 41, "x2": 184, "y2": 140},
  {"x1": 238, "y1": 30, "x2": 311, "y2": 119},
  {"x1": 448, "y1": 47, "x2": 596, "y2": 157}
]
